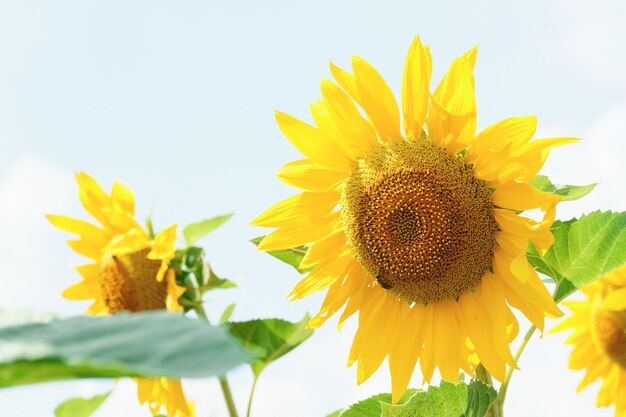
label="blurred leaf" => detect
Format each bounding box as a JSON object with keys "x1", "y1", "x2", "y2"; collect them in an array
[
  {"x1": 527, "y1": 211, "x2": 626, "y2": 301},
  {"x1": 54, "y1": 391, "x2": 111, "y2": 417},
  {"x1": 0, "y1": 311, "x2": 250, "y2": 387},
  {"x1": 228, "y1": 314, "x2": 313, "y2": 377},
  {"x1": 464, "y1": 381, "x2": 497, "y2": 417},
  {"x1": 250, "y1": 236, "x2": 311, "y2": 273},
  {"x1": 183, "y1": 214, "x2": 233, "y2": 246},
  {"x1": 219, "y1": 304, "x2": 236, "y2": 324},
  {"x1": 332, "y1": 381, "x2": 495, "y2": 417},
  {"x1": 530, "y1": 175, "x2": 597, "y2": 202},
  {"x1": 325, "y1": 411, "x2": 343, "y2": 417},
  {"x1": 205, "y1": 268, "x2": 237, "y2": 291}
]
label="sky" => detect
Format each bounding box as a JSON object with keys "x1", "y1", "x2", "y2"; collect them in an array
[{"x1": 1, "y1": 0, "x2": 626, "y2": 416}]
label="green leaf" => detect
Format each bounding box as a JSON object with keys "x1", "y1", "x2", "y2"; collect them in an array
[
  {"x1": 381, "y1": 382, "x2": 467, "y2": 417},
  {"x1": 0, "y1": 310, "x2": 250, "y2": 387},
  {"x1": 464, "y1": 381, "x2": 497, "y2": 417},
  {"x1": 228, "y1": 314, "x2": 313, "y2": 377},
  {"x1": 325, "y1": 411, "x2": 344, "y2": 417},
  {"x1": 530, "y1": 175, "x2": 597, "y2": 202},
  {"x1": 250, "y1": 236, "x2": 311, "y2": 273},
  {"x1": 54, "y1": 392, "x2": 111, "y2": 417},
  {"x1": 527, "y1": 211, "x2": 626, "y2": 301},
  {"x1": 333, "y1": 381, "x2": 495, "y2": 417},
  {"x1": 183, "y1": 213, "x2": 233, "y2": 246},
  {"x1": 206, "y1": 268, "x2": 237, "y2": 291},
  {"x1": 219, "y1": 303, "x2": 236, "y2": 324}
]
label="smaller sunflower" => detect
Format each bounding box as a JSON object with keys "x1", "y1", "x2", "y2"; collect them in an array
[
  {"x1": 553, "y1": 267, "x2": 626, "y2": 416},
  {"x1": 48, "y1": 172, "x2": 192, "y2": 417}
]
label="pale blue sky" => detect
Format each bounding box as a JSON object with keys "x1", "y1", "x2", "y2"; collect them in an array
[{"x1": 1, "y1": 1, "x2": 626, "y2": 416}]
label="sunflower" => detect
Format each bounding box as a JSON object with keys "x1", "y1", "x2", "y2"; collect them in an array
[
  {"x1": 252, "y1": 36, "x2": 576, "y2": 402},
  {"x1": 553, "y1": 267, "x2": 626, "y2": 416},
  {"x1": 48, "y1": 172, "x2": 193, "y2": 417}
]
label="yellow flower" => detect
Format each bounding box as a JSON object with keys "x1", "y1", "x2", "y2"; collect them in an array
[
  {"x1": 553, "y1": 268, "x2": 626, "y2": 416},
  {"x1": 253, "y1": 37, "x2": 575, "y2": 402},
  {"x1": 48, "y1": 172, "x2": 193, "y2": 417}
]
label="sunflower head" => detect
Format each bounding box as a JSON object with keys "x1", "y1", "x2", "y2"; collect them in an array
[
  {"x1": 254, "y1": 36, "x2": 576, "y2": 401},
  {"x1": 47, "y1": 172, "x2": 184, "y2": 315},
  {"x1": 342, "y1": 139, "x2": 497, "y2": 303}
]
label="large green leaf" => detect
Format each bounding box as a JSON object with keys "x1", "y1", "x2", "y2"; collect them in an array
[
  {"x1": 0, "y1": 311, "x2": 250, "y2": 387},
  {"x1": 530, "y1": 175, "x2": 597, "y2": 202},
  {"x1": 250, "y1": 236, "x2": 311, "y2": 273},
  {"x1": 332, "y1": 381, "x2": 495, "y2": 417},
  {"x1": 527, "y1": 211, "x2": 626, "y2": 301},
  {"x1": 54, "y1": 392, "x2": 111, "y2": 417},
  {"x1": 183, "y1": 213, "x2": 233, "y2": 246},
  {"x1": 228, "y1": 315, "x2": 313, "y2": 377}
]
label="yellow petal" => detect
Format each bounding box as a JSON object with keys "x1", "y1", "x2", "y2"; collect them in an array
[
  {"x1": 389, "y1": 302, "x2": 423, "y2": 403},
  {"x1": 289, "y1": 254, "x2": 350, "y2": 300},
  {"x1": 111, "y1": 181, "x2": 135, "y2": 215},
  {"x1": 352, "y1": 55, "x2": 401, "y2": 142},
  {"x1": 320, "y1": 79, "x2": 379, "y2": 156},
  {"x1": 257, "y1": 212, "x2": 339, "y2": 251},
  {"x1": 276, "y1": 159, "x2": 346, "y2": 193},
  {"x1": 330, "y1": 60, "x2": 360, "y2": 102},
  {"x1": 62, "y1": 279, "x2": 99, "y2": 300},
  {"x1": 149, "y1": 224, "x2": 177, "y2": 264},
  {"x1": 402, "y1": 36, "x2": 432, "y2": 139},
  {"x1": 47, "y1": 214, "x2": 111, "y2": 244},
  {"x1": 251, "y1": 192, "x2": 340, "y2": 228},
  {"x1": 467, "y1": 116, "x2": 537, "y2": 162},
  {"x1": 275, "y1": 111, "x2": 355, "y2": 172},
  {"x1": 492, "y1": 181, "x2": 559, "y2": 212},
  {"x1": 300, "y1": 229, "x2": 348, "y2": 268},
  {"x1": 428, "y1": 46, "x2": 477, "y2": 154},
  {"x1": 497, "y1": 137, "x2": 580, "y2": 184},
  {"x1": 603, "y1": 287, "x2": 626, "y2": 311}
]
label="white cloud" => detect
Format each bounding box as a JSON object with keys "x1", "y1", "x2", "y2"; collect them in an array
[{"x1": 0, "y1": 156, "x2": 78, "y2": 312}]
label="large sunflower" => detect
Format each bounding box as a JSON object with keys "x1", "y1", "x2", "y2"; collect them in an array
[
  {"x1": 253, "y1": 37, "x2": 575, "y2": 401},
  {"x1": 48, "y1": 172, "x2": 192, "y2": 417},
  {"x1": 553, "y1": 267, "x2": 626, "y2": 416}
]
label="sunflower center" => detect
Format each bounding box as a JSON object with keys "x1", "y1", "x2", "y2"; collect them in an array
[
  {"x1": 341, "y1": 139, "x2": 497, "y2": 303},
  {"x1": 98, "y1": 248, "x2": 167, "y2": 314},
  {"x1": 592, "y1": 305, "x2": 626, "y2": 368}
]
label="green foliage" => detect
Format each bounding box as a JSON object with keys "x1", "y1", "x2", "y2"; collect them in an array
[
  {"x1": 228, "y1": 314, "x2": 313, "y2": 377},
  {"x1": 250, "y1": 236, "x2": 311, "y2": 273},
  {"x1": 530, "y1": 175, "x2": 597, "y2": 202},
  {"x1": 183, "y1": 213, "x2": 233, "y2": 246},
  {"x1": 171, "y1": 246, "x2": 236, "y2": 313},
  {"x1": 219, "y1": 303, "x2": 236, "y2": 324},
  {"x1": 54, "y1": 392, "x2": 111, "y2": 417},
  {"x1": 0, "y1": 311, "x2": 250, "y2": 387},
  {"x1": 465, "y1": 381, "x2": 497, "y2": 417},
  {"x1": 527, "y1": 211, "x2": 626, "y2": 301},
  {"x1": 331, "y1": 381, "x2": 496, "y2": 417}
]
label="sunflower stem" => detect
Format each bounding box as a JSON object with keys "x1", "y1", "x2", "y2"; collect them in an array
[
  {"x1": 219, "y1": 375, "x2": 240, "y2": 417},
  {"x1": 487, "y1": 324, "x2": 537, "y2": 416},
  {"x1": 245, "y1": 374, "x2": 259, "y2": 417},
  {"x1": 193, "y1": 303, "x2": 239, "y2": 417}
]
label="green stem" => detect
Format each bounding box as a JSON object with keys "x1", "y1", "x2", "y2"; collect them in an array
[
  {"x1": 246, "y1": 375, "x2": 259, "y2": 417},
  {"x1": 193, "y1": 303, "x2": 239, "y2": 417},
  {"x1": 219, "y1": 376, "x2": 240, "y2": 417},
  {"x1": 483, "y1": 325, "x2": 537, "y2": 417}
]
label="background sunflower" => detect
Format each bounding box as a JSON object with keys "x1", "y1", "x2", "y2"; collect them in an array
[
  {"x1": 553, "y1": 267, "x2": 626, "y2": 416},
  {"x1": 48, "y1": 172, "x2": 192, "y2": 417}
]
